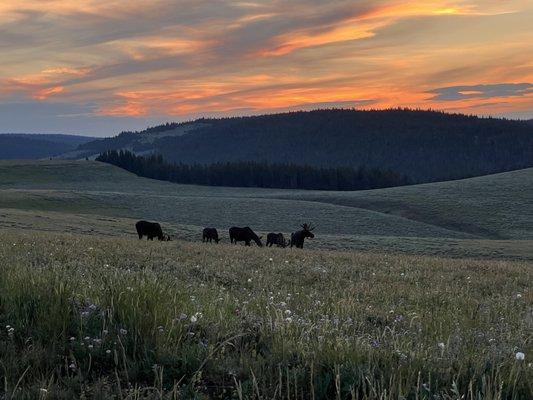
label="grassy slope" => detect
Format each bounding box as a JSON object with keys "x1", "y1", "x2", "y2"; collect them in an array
[
  {"x1": 274, "y1": 168, "x2": 533, "y2": 240},
  {"x1": 0, "y1": 160, "x2": 531, "y2": 259},
  {"x1": 0, "y1": 230, "x2": 531, "y2": 398}
]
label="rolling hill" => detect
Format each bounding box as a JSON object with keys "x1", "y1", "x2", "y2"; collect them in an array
[
  {"x1": 0, "y1": 133, "x2": 95, "y2": 160},
  {"x1": 76, "y1": 109, "x2": 533, "y2": 183},
  {"x1": 0, "y1": 160, "x2": 531, "y2": 259}
]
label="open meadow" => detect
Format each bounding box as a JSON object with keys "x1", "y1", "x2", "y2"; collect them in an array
[
  {"x1": 0, "y1": 230, "x2": 531, "y2": 399},
  {"x1": 0, "y1": 160, "x2": 532, "y2": 260},
  {"x1": 0, "y1": 160, "x2": 532, "y2": 398}
]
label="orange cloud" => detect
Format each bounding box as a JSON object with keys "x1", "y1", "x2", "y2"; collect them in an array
[
  {"x1": 33, "y1": 86, "x2": 65, "y2": 100},
  {"x1": 0, "y1": 0, "x2": 531, "y2": 125}
]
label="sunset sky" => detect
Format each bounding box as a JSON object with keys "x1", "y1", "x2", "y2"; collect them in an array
[{"x1": 1, "y1": 0, "x2": 532, "y2": 136}]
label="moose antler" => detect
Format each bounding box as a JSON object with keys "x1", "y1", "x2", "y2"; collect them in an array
[{"x1": 301, "y1": 223, "x2": 315, "y2": 231}]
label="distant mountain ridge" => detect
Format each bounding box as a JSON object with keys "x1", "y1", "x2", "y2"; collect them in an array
[
  {"x1": 0, "y1": 133, "x2": 95, "y2": 160},
  {"x1": 70, "y1": 109, "x2": 533, "y2": 183}
]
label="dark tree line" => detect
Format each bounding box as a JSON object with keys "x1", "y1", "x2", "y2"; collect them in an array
[
  {"x1": 96, "y1": 150, "x2": 409, "y2": 191},
  {"x1": 80, "y1": 109, "x2": 533, "y2": 184}
]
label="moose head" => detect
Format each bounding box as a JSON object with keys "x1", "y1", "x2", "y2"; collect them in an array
[{"x1": 301, "y1": 223, "x2": 315, "y2": 239}]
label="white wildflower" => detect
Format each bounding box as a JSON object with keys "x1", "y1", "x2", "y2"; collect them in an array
[{"x1": 516, "y1": 352, "x2": 525, "y2": 361}]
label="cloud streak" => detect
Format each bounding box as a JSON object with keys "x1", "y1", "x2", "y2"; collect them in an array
[
  {"x1": 429, "y1": 83, "x2": 533, "y2": 101},
  {"x1": 0, "y1": 0, "x2": 532, "y2": 135}
]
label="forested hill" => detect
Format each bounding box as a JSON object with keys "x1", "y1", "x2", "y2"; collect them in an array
[
  {"x1": 0, "y1": 133, "x2": 95, "y2": 160},
  {"x1": 78, "y1": 109, "x2": 533, "y2": 183}
]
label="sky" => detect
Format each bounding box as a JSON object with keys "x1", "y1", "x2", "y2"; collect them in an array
[{"x1": 1, "y1": 0, "x2": 532, "y2": 136}]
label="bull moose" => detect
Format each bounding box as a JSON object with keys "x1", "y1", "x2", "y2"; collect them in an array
[
  {"x1": 229, "y1": 227, "x2": 263, "y2": 247},
  {"x1": 266, "y1": 232, "x2": 288, "y2": 247},
  {"x1": 135, "y1": 220, "x2": 170, "y2": 241},
  {"x1": 202, "y1": 227, "x2": 220, "y2": 243},
  {"x1": 290, "y1": 223, "x2": 315, "y2": 249}
]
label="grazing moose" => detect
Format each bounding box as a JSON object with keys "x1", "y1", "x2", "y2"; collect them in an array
[
  {"x1": 229, "y1": 227, "x2": 263, "y2": 247},
  {"x1": 266, "y1": 232, "x2": 287, "y2": 247},
  {"x1": 290, "y1": 223, "x2": 315, "y2": 249},
  {"x1": 135, "y1": 220, "x2": 170, "y2": 241},
  {"x1": 202, "y1": 227, "x2": 220, "y2": 243}
]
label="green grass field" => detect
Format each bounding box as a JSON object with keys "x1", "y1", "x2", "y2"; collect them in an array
[
  {"x1": 0, "y1": 160, "x2": 532, "y2": 259},
  {"x1": 0, "y1": 160, "x2": 532, "y2": 398},
  {"x1": 0, "y1": 231, "x2": 531, "y2": 399}
]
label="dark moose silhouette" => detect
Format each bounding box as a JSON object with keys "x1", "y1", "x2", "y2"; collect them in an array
[
  {"x1": 229, "y1": 227, "x2": 263, "y2": 247},
  {"x1": 291, "y1": 224, "x2": 315, "y2": 249},
  {"x1": 135, "y1": 220, "x2": 170, "y2": 241},
  {"x1": 266, "y1": 233, "x2": 288, "y2": 247},
  {"x1": 202, "y1": 227, "x2": 220, "y2": 243}
]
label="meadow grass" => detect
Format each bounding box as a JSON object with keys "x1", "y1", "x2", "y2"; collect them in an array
[
  {"x1": 0, "y1": 230, "x2": 531, "y2": 399},
  {"x1": 1, "y1": 160, "x2": 532, "y2": 261}
]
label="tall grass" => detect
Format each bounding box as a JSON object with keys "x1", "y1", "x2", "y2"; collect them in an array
[{"x1": 0, "y1": 231, "x2": 531, "y2": 399}]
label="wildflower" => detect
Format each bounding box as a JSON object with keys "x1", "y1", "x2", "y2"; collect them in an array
[
  {"x1": 81, "y1": 311, "x2": 90, "y2": 318},
  {"x1": 158, "y1": 326, "x2": 164, "y2": 333},
  {"x1": 438, "y1": 342, "x2": 445, "y2": 350},
  {"x1": 280, "y1": 302, "x2": 287, "y2": 307},
  {"x1": 394, "y1": 315, "x2": 405, "y2": 323},
  {"x1": 516, "y1": 352, "x2": 525, "y2": 361},
  {"x1": 69, "y1": 363, "x2": 76, "y2": 370},
  {"x1": 269, "y1": 258, "x2": 273, "y2": 262},
  {"x1": 119, "y1": 329, "x2": 128, "y2": 335},
  {"x1": 516, "y1": 293, "x2": 522, "y2": 298},
  {"x1": 106, "y1": 349, "x2": 111, "y2": 354},
  {"x1": 371, "y1": 340, "x2": 380, "y2": 348},
  {"x1": 190, "y1": 315, "x2": 198, "y2": 323},
  {"x1": 69, "y1": 337, "x2": 75, "y2": 341},
  {"x1": 285, "y1": 260, "x2": 289, "y2": 264},
  {"x1": 84, "y1": 336, "x2": 90, "y2": 341},
  {"x1": 247, "y1": 278, "x2": 252, "y2": 283},
  {"x1": 88, "y1": 344, "x2": 94, "y2": 349},
  {"x1": 285, "y1": 317, "x2": 292, "y2": 323}
]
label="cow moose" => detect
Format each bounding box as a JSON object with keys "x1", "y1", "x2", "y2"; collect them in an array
[
  {"x1": 290, "y1": 223, "x2": 315, "y2": 249},
  {"x1": 229, "y1": 227, "x2": 263, "y2": 247},
  {"x1": 135, "y1": 220, "x2": 170, "y2": 241},
  {"x1": 266, "y1": 232, "x2": 288, "y2": 247},
  {"x1": 202, "y1": 227, "x2": 220, "y2": 243}
]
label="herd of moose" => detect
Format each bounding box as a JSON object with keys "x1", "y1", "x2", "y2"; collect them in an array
[{"x1": 135, "y1": 220, "x2": 316, "y2": 249}]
